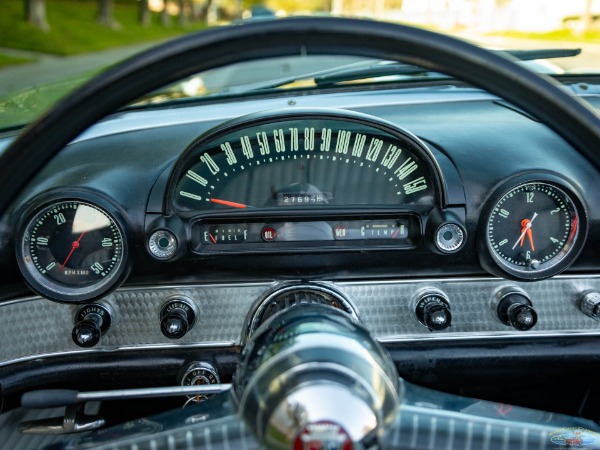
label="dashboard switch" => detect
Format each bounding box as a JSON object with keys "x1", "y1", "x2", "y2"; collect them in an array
[
  {"x1": 415, "y1": 291, "x2": 452, "y2": 331},
  {"x1": 148, "y1": 229, "x2": 178, "y2": 260},
  {"x1": 72, "y1": 304, "x2": 112, "y2": 348},
  {"x1": 435, "y1": 223, "x2": 465, "y2": 253},
  {"x1": 180, "y1": 362, "x2": 220, "y2": 403},
  {"x1": 160, "y1": 297, "x2": 196, "y2": 339},
  {"x1": 497, "y1": 291, "x2": 537, "y2": 331},
  {"x1": 579, "y1": 291, "x2": 600, "y2": 321}
]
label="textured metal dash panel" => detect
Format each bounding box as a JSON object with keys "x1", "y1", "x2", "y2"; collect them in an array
[
  {"x1": 340, "y1": 276, "x2": 600, "y2": 339},
  {"x1": 3, "y1": 276, "x2": 600, "y2": 367},
  {"x1": 0, "y1": 284, "x2": 270, "y2": 365}
]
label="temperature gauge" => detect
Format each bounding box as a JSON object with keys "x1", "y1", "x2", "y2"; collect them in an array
[{"x1": 359, "y1": 220, "x2": 409, "y2": 240}]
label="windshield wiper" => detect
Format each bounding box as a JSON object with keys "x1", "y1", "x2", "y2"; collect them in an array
[
  {"x1": 212, "y1": 48, "x2": 582, "y2": 96},
  {"x1": 313, "y1": 48, "x2": 582, "y2": 87}
]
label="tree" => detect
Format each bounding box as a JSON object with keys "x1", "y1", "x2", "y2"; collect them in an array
[
  {"x1": 583, "y1": 0, "x2": 594, "y2": 32},
  {"x1": 161, "y1": 2, "x2": 172, "y2": 27},
  {"x1": 97, "y1": 0, "x2": 120, "y2": 29},
  {"x1": 139, "y1": 0, "x2": 151, "y2": 27},
  {"x1": 25, "y1": 0, "x2": 49, "y2": 32},
  {"x1": 178, "y1": 0, "x2": 188, "y2": 26}
]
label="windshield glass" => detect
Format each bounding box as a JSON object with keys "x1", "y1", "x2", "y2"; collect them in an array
[{"x1": 1, "y1": 0, "x2": 599, "y2": 130}]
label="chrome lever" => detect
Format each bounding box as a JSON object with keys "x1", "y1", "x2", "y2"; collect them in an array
[{"x1": 18, "y1": 403, "x2": 105, "y2": 435}]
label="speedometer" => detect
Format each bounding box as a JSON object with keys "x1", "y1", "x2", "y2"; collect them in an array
[{"x1": 167, "y1": 110, "x2": 442, "y2": 214}]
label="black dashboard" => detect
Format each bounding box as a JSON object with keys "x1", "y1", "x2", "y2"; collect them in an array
[{"x1": 2, "y1": 82, "x2": 600, "y2": 431}]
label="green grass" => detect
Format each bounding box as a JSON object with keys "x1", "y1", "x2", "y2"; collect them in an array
[
  {"x1": 0, "y1": 53, "x2": 34, "y2": 69},
  {"x1": 487, "y1": 29, "x2": 600, "y2": 43},
  {"x1": 0, "y1": 0, "x2": 207, "y2": 56}
]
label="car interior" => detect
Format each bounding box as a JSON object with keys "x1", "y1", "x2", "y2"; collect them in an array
[{"x1": 1, "y1": 16, "x2": 600, "y2": 450}]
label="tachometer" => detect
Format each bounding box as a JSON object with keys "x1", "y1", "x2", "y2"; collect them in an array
[
  {"x1": 167, "y1": 109, "x2": 442, "y2": 214},
  {"x1": 16, "y1": 195, "x2": 129, "y2": 302},
  {"x1": 480, "y1": 177, "x2": 587, "y2": 280}
]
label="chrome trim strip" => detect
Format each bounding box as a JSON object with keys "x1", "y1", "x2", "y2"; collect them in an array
[
  {"x1": 0, "y1": 341, "x2": 237, "y2": 368},
  {"x1": 2, "y1": 274, "x2": 600, "y2": 368},
  {"x1": 377, "y1": 330, "x2": 600, "y2": 343}
]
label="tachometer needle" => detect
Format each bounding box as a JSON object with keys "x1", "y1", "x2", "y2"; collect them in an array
[
  {"x1": 511, "y1": 212, "x2": 538, "y2": 250},
  {"x1": 60, "y1": 231, "x2": 86, "y2": 271},
  {"x1": 210, "y1": 198, "x2": 250, "y2": 209}
]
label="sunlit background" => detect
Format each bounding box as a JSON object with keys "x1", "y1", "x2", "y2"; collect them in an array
[{"x1": 0, "y1": 0, "x2": 598, "y2": 128}]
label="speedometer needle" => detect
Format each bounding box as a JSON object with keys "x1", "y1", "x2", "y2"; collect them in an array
[
  {"x1": 511, "y1": 212, "x2": 538, "y2": 250},
  {"x1": 210, "y1": 198, "x2": 251, "y2": 209},
  {"x1": 60, "y1": 231, "x2": 86, "y2": 271}
]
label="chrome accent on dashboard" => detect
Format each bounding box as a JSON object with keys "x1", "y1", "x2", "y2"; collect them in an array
[
  {"x1": 244, "y1": 282, "x2": 359, "y2": 341},
  {"x1": 2, "y1": 275, "x2": 600, "y2": 367}
]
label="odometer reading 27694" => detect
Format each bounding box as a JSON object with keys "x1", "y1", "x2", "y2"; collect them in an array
[
  {"x1": 484, "y1": 181, "x2": 585, "y2": 280},
  {"x1": 169, "y1": 111, "x2": 439, "y2": 213}
]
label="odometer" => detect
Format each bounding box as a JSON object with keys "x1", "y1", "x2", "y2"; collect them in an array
[
  {"x1": 17, "y1": 198, "x2": 128, "y2": 302},
  {"x1": 168, "y1": 110, "x2": 441, "y2": 214}
]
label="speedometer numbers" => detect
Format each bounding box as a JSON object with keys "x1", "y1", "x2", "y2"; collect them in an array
[
  {"x1": 17, "y1": 197, "x2": 129, "y2": 303},
  {"x1": 481, "y1": 180, "x2": 586, "y2": 281},
  {"x1": 169, "y1": 112, "x2": 439, "y2": 213}
]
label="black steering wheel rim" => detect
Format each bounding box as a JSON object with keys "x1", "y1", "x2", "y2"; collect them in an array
[{"x1": 1, "y1": 17, "x2": 599, "y2": 214}]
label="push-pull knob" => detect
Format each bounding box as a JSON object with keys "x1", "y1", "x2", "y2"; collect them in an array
[
  {"x1": 415, "y1": 290, "x2": 452, "y2": 331},
  {"x1": 72, "y1": 304, "x2": 112, "y2": 348},
  {"x1": 579, "y1": 291, "x2": 600, "y2": 321},
  {"x1": 160, "y1": 297, "x2": 196, "y2": 339},
  {"x1": 497, "y1": 291, "x2": 537, "y2": 331}
]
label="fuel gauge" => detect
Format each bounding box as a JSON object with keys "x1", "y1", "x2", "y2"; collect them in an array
[{"x1": 201, "y1": 224, "x2": 248, "y2": 245}]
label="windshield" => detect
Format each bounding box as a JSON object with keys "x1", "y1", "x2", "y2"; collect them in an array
[{"x1": 1, "y1": 0, "x2": 599, "y2": 130}]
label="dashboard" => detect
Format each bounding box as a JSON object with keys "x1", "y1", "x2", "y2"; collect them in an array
[{"x1": 2, "y1": 81, "x2": 600, "y2": 433}]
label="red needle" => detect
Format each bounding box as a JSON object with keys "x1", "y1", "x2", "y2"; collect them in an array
[
  {"x1": 527, "y1": 228, "x2": 535, "y2": 251},
  {"x1": 209, "y1": 233, "x2": 217, "y2": 244},
  {"x1": 60, "y1": 231, "x2": 86, "y2": 271},
  {"x1": 518, "y1": 219, "x2": 534, "y2": 251},
  {"x1": 210, "y1": 198, "x2": 248, "y2": 209}
]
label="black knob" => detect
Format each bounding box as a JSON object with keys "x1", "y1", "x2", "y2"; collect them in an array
[
  {"x1": 72, "y1": 318, "x2": 101, "y2": 347},
  {"x1": 160, "y1": 298, "x2": 196, "y2": 339},
  {"x1": 72, "y1": 305, "x2": 111, "y2": 348},
  {"x1": 416, "y1": 292, "x2": 452, "y2": 331},
  {"x1": 497, "y1": 293, "x2": 537, "y2": 331}
]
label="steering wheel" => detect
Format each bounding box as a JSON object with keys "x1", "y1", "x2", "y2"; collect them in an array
[{"x1": 3, "y1": 17, "x2": 600, "y2": 450}]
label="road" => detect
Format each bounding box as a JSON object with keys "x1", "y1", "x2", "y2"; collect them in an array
[{"x1": 0, "y1": 41, "x2": 162, "y2": 97}]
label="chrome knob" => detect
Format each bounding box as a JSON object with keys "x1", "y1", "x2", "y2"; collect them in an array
[{"x1": 580, "y1": 291, "x2": 600, "y2": 321}]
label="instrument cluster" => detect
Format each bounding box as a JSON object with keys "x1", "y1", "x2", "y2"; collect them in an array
[{"x1": 11, "y1": 109, "x2": 589, "y2": 303}]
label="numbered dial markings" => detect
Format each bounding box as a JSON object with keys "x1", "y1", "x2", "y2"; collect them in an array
[
  {"x1": 172, "y1": 116, "x2": 436, "y2": 212},
  {"x1": 487, "y1": 183, "x2": 579, "y2": 272},
  {"x1": 20, "y1": 200, "x2": 125, "y2": 300}
]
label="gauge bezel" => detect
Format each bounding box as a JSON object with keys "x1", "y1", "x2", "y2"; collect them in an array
[
  {"x1": 164, "y1": 108, "x2": 447, "y2": 216},
  {"x1": 478, "y1": 174, "x2": 588, "y2": 281},
  {"x1": 15, "y1": 189, "x2": 131, "y2": 303}
]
